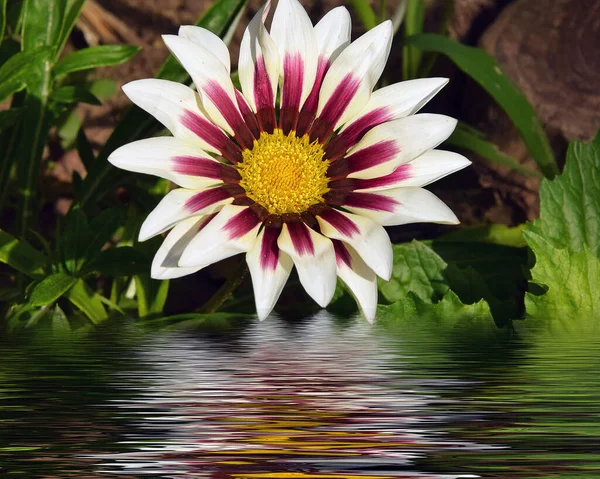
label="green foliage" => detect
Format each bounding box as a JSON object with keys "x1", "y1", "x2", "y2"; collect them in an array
[
  {"x1": 406, "y1": 33, "x2": 558, "y2": 179},
  {"x1": 379, "y1": 239, "x2": 527, "y2": 325},
  {"x1": 28, "y1": 272, "x2": 77, "y2": 307},
  {"x1": 53, "y1": 45, "x2": 140, "y2": 77},
  {"x1": 348, "y1": 0, "x2": 377, "y2": 30},
  {"x1": 52, "y1": 85, "x2": 101, "y2": 105},
  {"x1": 402, "y1": 0, "x2": 425, "y2": 80},
  {"x1": 0, "y1": 47, "x2": 52, "y2": 102},
  {"x1": 525, "y1": 133, "x2": 600, "y2": 324},
  {"x1": 447, "y1": 122, "x2": 543, "y2": 178},
  {"x1": 0, "y1": 230, "x2": 47, "y2": 277}
]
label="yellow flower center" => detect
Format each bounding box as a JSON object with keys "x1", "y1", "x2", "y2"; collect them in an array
[{"x1": 238, "y1": 129, "x2": 330, "y2": 215}]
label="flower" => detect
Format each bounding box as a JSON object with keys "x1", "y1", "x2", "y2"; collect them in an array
[{"x1": 108, "y1": 0, "x2": 470, "y2": 322}]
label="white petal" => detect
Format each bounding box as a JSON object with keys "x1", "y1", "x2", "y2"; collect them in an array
[
  {"x1": 108, "y1": 137, "x2": 225, "y2": 189},
  {"x1": 316, "y1": 209, "x2": 392, "y2": 280},
  {"x1": 345, "y1": 187, "x2": 459, "y2": 226},
  {"x1": 151, "y1": 216, "x2": 211, "y2": 280},
  {"x1": 238, "y1": 2, "x2": 280, "y2": 113},
  {"x1": 122, "y1": 79, "x2": 220, "y2": 153},
  {"x1": 316, "y1": 20, "x2": 393, "y2": 130},
  {"x1": 339, "y1": 77, "x2": 449, "y2": 139},
  {"x1": 162, "y1": 34, "x2": 242, "y2": 135},
  {"x1": 139, "y1": 187, "x2": 233, "y2": 242},
  {"x1": 246, "y1": 227, "x2": 293, "y2": 320},
  {"x1": 270, "y1": 0, "x2": 318, "y2": 110},
  {"x1": 277, "y1": 223, "x2": 337, "y2": 308},
  {"x1": 313, "y1": 7, "x2": 352, "y2": 63},
  {"x1": 178, "y1": 25, "x2": 231, "y2": 72},
  {"x1": 353, "y1": 149, "x2": 471, "y2": 191},
  {"x1": 334, "y1": 242, "x2": 378, "y2": 322},
  {"x1": 344, "y1": 114, "x2": 458, "y2": 179},
  {"x1": 178, "y1": 205, "x2": 261, "y2": 269}
]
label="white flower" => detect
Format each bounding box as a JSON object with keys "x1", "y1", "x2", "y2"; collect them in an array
[{"x1": 108, "y1": 0, "x2": 470, "y2": 322}]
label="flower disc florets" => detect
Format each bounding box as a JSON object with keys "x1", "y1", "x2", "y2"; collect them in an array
[{"x1": 238, "y1": 130, "x2": 329, "y2": 215}]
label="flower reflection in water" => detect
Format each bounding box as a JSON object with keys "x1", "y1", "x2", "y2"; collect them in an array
[{"x1": 95, "y1": 315, "x2": 485, "y2": 478}]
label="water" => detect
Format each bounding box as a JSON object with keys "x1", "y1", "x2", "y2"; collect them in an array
[{"x1": 1, "y1": 313, "x2": 599, "y2": 478}]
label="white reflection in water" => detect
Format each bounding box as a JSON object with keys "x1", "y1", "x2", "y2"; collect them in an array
[{"x1": 91, "y1": 314, "x2": 489, "y2": 478}]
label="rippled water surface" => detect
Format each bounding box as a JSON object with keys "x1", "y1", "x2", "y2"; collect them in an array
[{"x1": 1, "y1": 314, "x2": 599, "y2": 478}]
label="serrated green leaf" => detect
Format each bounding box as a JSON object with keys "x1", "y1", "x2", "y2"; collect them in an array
[
  {"x1": 28, "y1": 272, "x2": 76, "y2": 306},
  {"x1": 531, "y1": 132, "x2": 600, "y2": 256},
  {"x1": 378, "y1": 291, "x2": 492, "y2": 324},
  {"x1": 380, "y1": 239, "x2": 527, "y2": 323},
  {"x1": 53, "y1": 45, "x2": 140, "y2": 78},
  {"x1": 0, "y1": 229, "x2": 47, "y2": 277},
  {"x1": 0, "y1": 47, "x2": 52, "y2": 102},
  {"x1": 405, "y1": 34, "x2": 558, "y2": 179},
  {"x1": 524, "y1": 231, "x2": 600, "y2": 327},
  {"x1": 63, "y1": 278, "x2": 107, "y2": 323},
  {"x1": 52, "y1": 85, "x2": 101, "y2": 105}
]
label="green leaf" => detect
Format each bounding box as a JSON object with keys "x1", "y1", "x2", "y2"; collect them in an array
[
  {"x1": 405, "y1": 34, "x2": 558, "y2": 179},
  {"x1": 64, "y1": 278, "x2": 107, "y2": 323},
  {"x1": 0, "y1": 0, "x2": 7, "y2": 47},
  {"x1": 142, "y1": 312, "x2": 251, "y2": 331},
  {"x1": 0, "y1": 107, "x2": 24, "y2": 133},
  {"x1": 21, "y1": 0, "x2": 64, "y2": 52},
  {"x1": 28, "y1": 272, "x2": 76, "y2": 306},
  {"x1": 378, "y1": 291, "x2": 492, "y2": 326},
  {"x1": 52, "y1": 85, "x2": 101, "y2": 105},
  {"x1": 56, "y1": 0, "x2": 85, "y2": 53},
  {"x1": 439, "y1": 224, "x2": 527, "y2": 248},
  {"x1": 60, "y1": 207, "x2": 90, "y2": 274},
  {"x1": 76, "y1": 0, "x2": 248, "y2": 209},
  {"x1": 524, "y1": 231, "x2": 600, "y2": 326},
  {"x1": 380, "y1": 239, "x2": 527, "y2": 324},
  {"x1": 524, "y1": 132, "x2": 600, "y2": 326},
  {"x1": 134, "y1": 273, "x2": 169, "y2": 317},
  {"x1": 53, "y1": 45, "x2": 140, "y2": 78},
  {"x1": 402, "y1": 0, "x2": 425, "y2": 80},
  {"x1": 0, "y1": 47, "x2": 52, "y2": 102},
  {"x1": 447, "y1": 121, "x2": 543, "y2": 178},
  {"x1": 530, "y1": 132, "x2": 600, "y2": 256},
  {"x1": 0, "y1": 229, "x2": 47, "y2": 277},
  {"x1": 348, "y1": 0, "x2": 377, "y2": 30},
  {"x1": 76, "y1": 128, "x2": 95, "y2": 169}
]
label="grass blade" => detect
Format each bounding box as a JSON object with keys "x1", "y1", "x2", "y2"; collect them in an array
[
  {"x1": 402, "y1": 0, "x2": 425, "y2": 80},
  {"x1": 447, "y1": 122, "x2": 543, "y2": 179},
  {"x1": 54, "y1": 45, "x2": 140, "y2": 77},
  {"x1": 76, "y1": 0, "x2": 248, "y2": 209},
  {"x1": 0, "y1": 0, "x2": 7, "y2": 46},
  {"x1": 64, "y1": 278, "x2": 108, "y2": 323},
  {"x1": 0, "y1": 229, "x2": 47, "y2": 277},
  {"x1": 349, "y1": 0, "x2": 377, "y2": 30},
  {"x1": 405, "y1": 34, "x2": 558, "y2": 178}
]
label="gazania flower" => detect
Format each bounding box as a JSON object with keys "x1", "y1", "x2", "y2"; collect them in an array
[{"x1": 108, "y1": 0, "x2": 470, "y2": 321}]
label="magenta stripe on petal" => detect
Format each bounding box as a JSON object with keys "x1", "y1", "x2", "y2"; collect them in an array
[
  {"x1": 332, "y1": 239, "x2": 352, "y2": 268},
  {"x1": 254, "y1": 57, "x2": 276, "y2": 133},
  {"x1": 318, "y1": 208, "x2": 359, "y2": 238},
  {"x1": 204, "y1": 80, "x2": 254, "y2": 150},
  {"x1": 343, "y1": 192, "x2": 398, "y2": 212},
  {"x1": 343, "y1": 140, "x2": 399, "y2": 175},
  {"x1": 296, "y1": 57, "x2": 328, "y2": 137},
  {"x1": 325, "y1": 107, "x2": 392, "y2": 162},
  {"x1": 185, "y1": 187, "x2": 231, "y2": 213},
  {"x1": 235, "y1": 89, "x2": 260, "y2": 139},
  {"x1": 287, "y1": 222, "x2": 315, "y2": 257},
  {"x1": 181, "y1": 110, "x2": 242, "y2": 164},
  {"x1": 173, "y1": 156, "x2": 241, "y2": 183},
  {"x1": 279, "y1": 53, "x2": 304, "y2": 134},
  {"x1": 222, "y1": 208, "x2": 261, "y2": 240},
  {"x1": 354, "y1": 164, "x2": 412, "y2": 190},
  {"x1": 260, "y1": 226, "x2": 281, "y2": 271},
  {"x1": 309, "y1": 74, "x2": 360, "y2": 142}
]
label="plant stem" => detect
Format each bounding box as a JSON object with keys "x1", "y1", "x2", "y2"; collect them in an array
[{"x1": 201, "y1": 259, "x2": 249, "y2": 314}]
